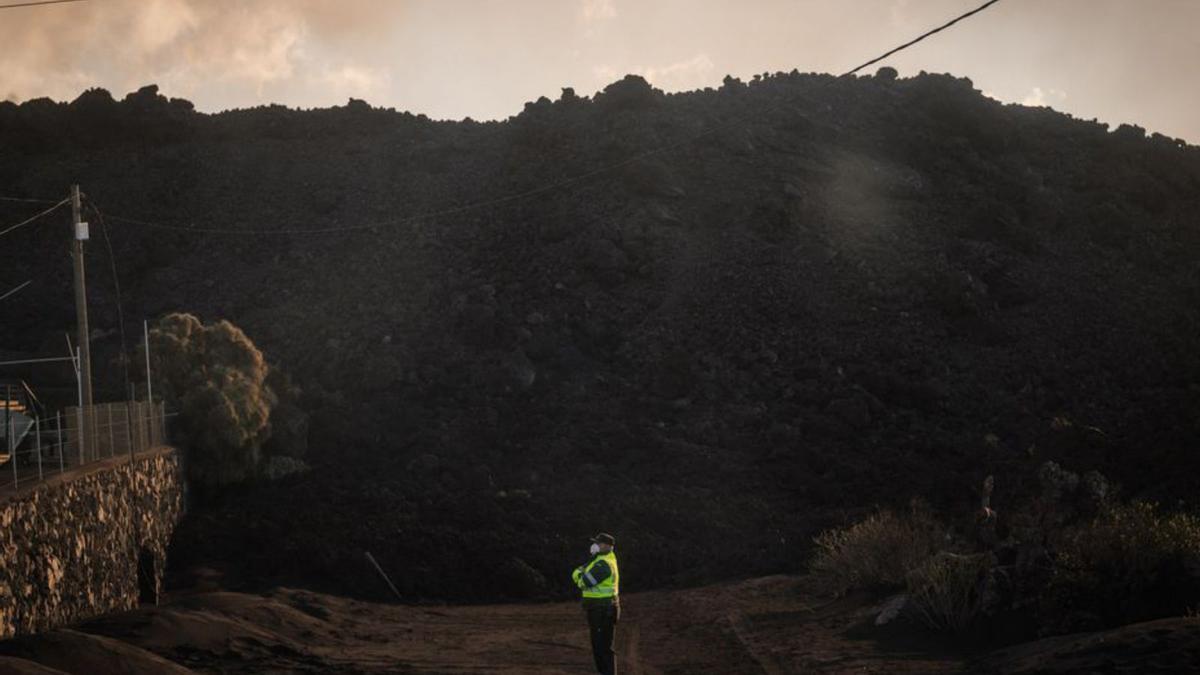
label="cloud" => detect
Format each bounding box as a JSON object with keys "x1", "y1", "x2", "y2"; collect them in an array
[
  {"x1": 189, "y1": 5, "x2": 307, "y2": 93},
  {"x1": 1022, "y1": 86, "x2": 1068, "y2": 107},
  {"x1": 313, "y1": 65, "x2": 390, "y2": 102},
  {"x1": 592, "y1": 65, "x2": 619, "y2": 82},
  {"x1": 579, "y1": 0, "x2": 617, "y2": 40},
  {"x1": 594, "y1": 54, "x2": 715, "y2": 91},
  {"x1": 581, "y1": 0, "x2": 617, "y2": 23},
  {"x1": 0, "y1": 0, "x2": 404, "y2": 108},
  {"x1": 641, "y1": 54, "x2": 716, "y2": 90},
  {"x1": 889, "y1": 0, "x2": 913, "y2": 27}
]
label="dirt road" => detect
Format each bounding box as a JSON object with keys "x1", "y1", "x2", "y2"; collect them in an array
[
  {"x1": 0, "y1": 575, "x2": 974, "y2": 674},
  {"x1": 3, "y1": 574, "x2": 1197, "y2": 673}
]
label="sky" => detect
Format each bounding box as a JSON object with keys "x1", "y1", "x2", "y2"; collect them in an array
[{"x1": 1, "y1": 0, "x2": 1197, "y2": 143}]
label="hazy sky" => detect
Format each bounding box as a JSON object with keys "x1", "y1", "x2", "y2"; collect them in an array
[{"x1": 2, "y1": 0, "x2": 1197, "y2": 142}]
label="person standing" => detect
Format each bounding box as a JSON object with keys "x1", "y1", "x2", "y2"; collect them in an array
[{"x1": 572, "y1": 532, "x2": 620, "y2": 674}]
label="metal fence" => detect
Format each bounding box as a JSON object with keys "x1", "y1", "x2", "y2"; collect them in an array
[{"x1": 1, "y1": 400, "x2": 170, "y2": 493}]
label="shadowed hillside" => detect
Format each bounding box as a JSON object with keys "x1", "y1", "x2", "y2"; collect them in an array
[{"x1": 1, "y1": 72, "x2": 1198, "y2": 603}]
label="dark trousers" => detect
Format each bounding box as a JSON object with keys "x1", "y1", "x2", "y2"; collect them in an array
[{"x1": 584, "y1": 599, "x2": 619, "y2": 674}]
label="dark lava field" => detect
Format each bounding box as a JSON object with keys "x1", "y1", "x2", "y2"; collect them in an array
[{"x1": 1, "y1": 71, "x2": 1198, "y2": 603}]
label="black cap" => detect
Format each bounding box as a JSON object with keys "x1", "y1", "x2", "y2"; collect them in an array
[{"x1": 591, "y1": 533, "x2": 616, "y2": 547}]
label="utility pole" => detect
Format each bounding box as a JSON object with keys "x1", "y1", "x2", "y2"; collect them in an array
[{"x1": 69, "y1": 184, "x2": 94, "y2": 458}]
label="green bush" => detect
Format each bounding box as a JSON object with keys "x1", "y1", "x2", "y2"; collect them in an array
[
  {"x1": 148, "y1": 313, "x2": 276, "y2": 486},
  {"x1": 1044, "y1": 501, "x2": 1200, "y2": 631},
  {"x1": 810, "y1": 504, "x2": 940, "y2": 595},
  {"x1": 906, "y1": 552, "x2": 993, "y2": 634}
]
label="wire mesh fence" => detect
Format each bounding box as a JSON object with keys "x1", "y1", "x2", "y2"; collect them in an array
[{"x1": 0, "y1": 400, "x2": 171, "y2": 493}]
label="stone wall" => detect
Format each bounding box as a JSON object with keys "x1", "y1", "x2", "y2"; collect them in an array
[{"x1": 0, "y1": 448, "x2": 183, "y2": 638}]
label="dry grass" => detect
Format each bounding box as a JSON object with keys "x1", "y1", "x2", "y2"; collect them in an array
[
  {"x1": 810, "y1": 504, "x2": 940, "y2": 596},
  {"x1": 905, "y1": 552, "x2": 992, "y2": 634}
]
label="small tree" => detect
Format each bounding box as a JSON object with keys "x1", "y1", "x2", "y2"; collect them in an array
[{"x1": 148, "y1": 313, "x2": 276, "y2": 485}]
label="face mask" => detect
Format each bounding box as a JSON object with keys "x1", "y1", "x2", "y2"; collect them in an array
[{"x1": 589, "y1": 543, "x2": 600, "y2": 555}]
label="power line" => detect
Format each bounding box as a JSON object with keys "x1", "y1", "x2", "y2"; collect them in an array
[
  {"x1": 0, "y1": 0, "x2": 86, "y2": 9},
  {"x1": 88, "y1": 202, "x2": 132, "y2": 393},
  {"x1": 0, "y1": 280, "x2": 32, "y2": 303},
  {"x1": 0, "y1": 199, "x2": 68, "y2": 238},
  {"x1": 841, "y1": 0, "x2": 1005, "y2": 77},
  {"x1": 79, "y1": 0, "x2": 1006, "y2": 237},
  {"x1": 0, "y1": 196, "x2": 62, "y2": 204}
]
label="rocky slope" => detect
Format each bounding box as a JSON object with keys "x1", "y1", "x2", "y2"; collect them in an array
[{"x1": 1, "y1": 72, "x2": 1198, "y2": 606}]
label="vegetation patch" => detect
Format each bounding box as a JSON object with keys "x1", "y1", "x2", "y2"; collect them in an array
[
  {"x1": 811, "y1": 503, "x2": 939, "y2": 595},
  {"x1": 811, "y1": 466, "x2": 1200, "y2": 641}
]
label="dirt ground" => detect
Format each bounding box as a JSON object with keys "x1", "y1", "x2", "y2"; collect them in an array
[
  {"x1": 0, "y1": 575, "x2": 970, "y2": 674},
  {"x1": 0, "y1": 575, "x2": 956, "y2": 674},
  {"x1": 1, "y1": 575, "x2": 1197, "y2": 674}
]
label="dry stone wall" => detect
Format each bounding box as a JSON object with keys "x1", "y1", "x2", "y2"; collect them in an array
[{"x1": 0, "y1": 448, "x2": 183, "y2": 638}]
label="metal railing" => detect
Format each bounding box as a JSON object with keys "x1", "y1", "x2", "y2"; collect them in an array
[{"x1": 0, "y1": 400, "x2": 172, "y2": 493}]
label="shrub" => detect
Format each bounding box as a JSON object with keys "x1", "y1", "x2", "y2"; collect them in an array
[
  {"x1": 810, "y1": 503, "x2": 940, "y2": 595},
  {"x1": 1043, "y1": 501, "x2": 1200, "y2": 631},
  {"x1": 905, "y1": 552, "x2": 994, "y2": 634},
  {"x1": 148, "y1": 313, "x2": 276, "y2": 486}
]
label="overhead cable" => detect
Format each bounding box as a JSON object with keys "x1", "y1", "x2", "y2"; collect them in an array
[
  {"x1": 0, "y1": 0, "x2": 87, "y2": 10},
  {"x1": 840, "y1": 0, "x2": 1005, "y2": 77},
  {"x1": 0, "y1": 280, "x2": 32, "y2": 302},
  {"x1": 0, "y1": 199, "x2": 68, "y2": 238},
  {"x1": 0, "y1": 196, "x2": 62, "y2": 204}
]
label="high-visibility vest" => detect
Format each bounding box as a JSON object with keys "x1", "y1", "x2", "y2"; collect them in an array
[{"x1": 577, "y1": 551, "x2": 619, "y2": 599}]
